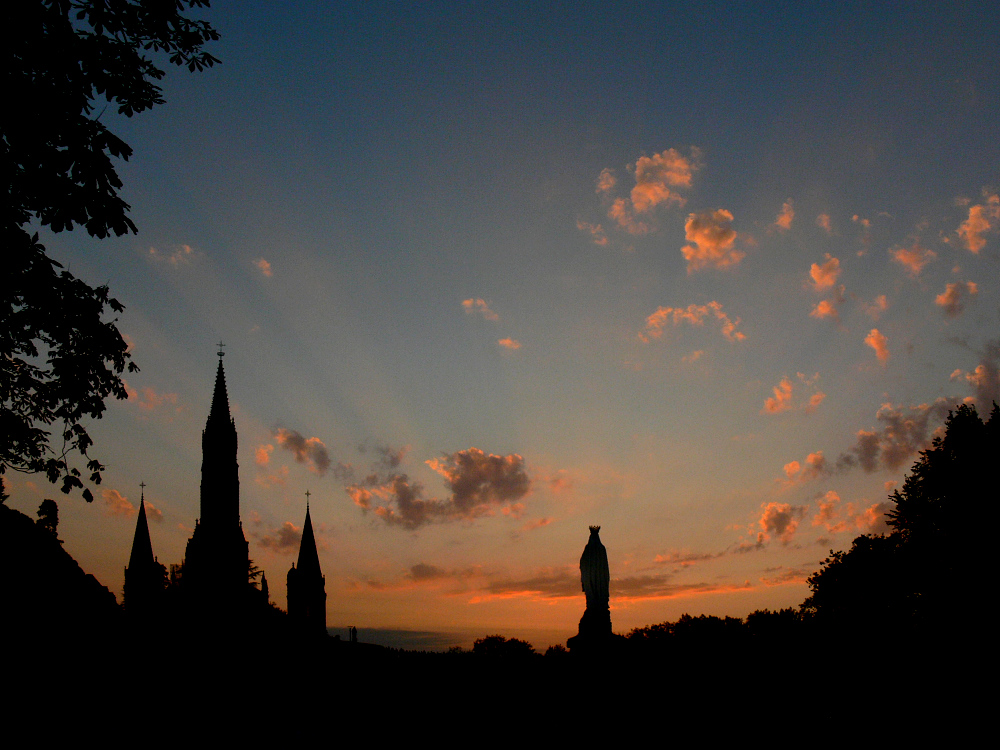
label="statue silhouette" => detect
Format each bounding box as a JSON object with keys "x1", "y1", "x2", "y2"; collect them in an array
[{"x1": 568, "y1": 526, "x2": 614, "y2": 653}]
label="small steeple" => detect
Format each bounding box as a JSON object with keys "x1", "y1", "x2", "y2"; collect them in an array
[
  {"x1": 128, "y1": 483, "x2": 155, "y2": 570},
  {"x1": 297, "y1": 494, "x2": 322, "y2": 578}
]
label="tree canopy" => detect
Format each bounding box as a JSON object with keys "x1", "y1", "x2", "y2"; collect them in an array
[
  {"x1": 803, "y1": 402, "x2": 998, "y2": 636},
  {"x1": 2, "y1": 1, "x2": 220, "y2": 499}
]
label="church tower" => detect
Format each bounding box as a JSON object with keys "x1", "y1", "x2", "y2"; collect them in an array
[
  {"x1": 182, "y1": 347, "x2": 250, "y2": 616},
  {"x1": 287, "y1": 494, "x2": 327, "y2": 635},
  {"x1": 124, "y1": 484, "x2": 166, "y2": 616}
]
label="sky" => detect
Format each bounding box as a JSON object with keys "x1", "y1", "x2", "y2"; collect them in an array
[{"x1": 8, "y1": 1, "x2": 1000, "y2": 650}]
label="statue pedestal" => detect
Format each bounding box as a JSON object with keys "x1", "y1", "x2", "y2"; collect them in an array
[{"x1": 567, "y1": 605, "x2": 614, "y2": 654}]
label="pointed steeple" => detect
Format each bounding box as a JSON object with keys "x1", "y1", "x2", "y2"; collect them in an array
[
  {"x1": 207, "y1": 357, "x2": 233, "y2": 428},
  {"x1": 128, "y1": 486, "x2": 155, "y2": 571},
  {"x1": 297, "y1": 501, "x2": 322, "y2": 578}
]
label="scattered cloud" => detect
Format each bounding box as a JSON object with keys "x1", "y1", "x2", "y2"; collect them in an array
[
  {"x1": 810, "y1": 290, "x2": 844, "y2": 321},
  {"x1": 595, "y1": 168, "x2": 616, "y2": 194},
  {"x1": 407, "y1": 563, "x2": 448, "y2": 582},
  {"x1": 274, "y1": 428, "x2": 331, "y2": 476},
  {"x1": 865, "y1": 328, "x2": 889, "y2": 364},
  {"x1": 950, "y1": 340, "x2": 1000, "y2": 408},
  {"x1": 148, "y1": 244, "x2": 196, "y2": 265},
  {"x1": 758, "y1": 502, "x2": 807, "y2": 544},
  {"x1": 816, "y1": 214, "x2": 832, "y2": 234},
  {"x1": 809, "y1": 254, "x2": 841, "y2": 292},
  {"x1": 774, "y1": 200, "x2": 794, "y2": 231},
  {"x1": 957, "y1": 193, "x2": 999, "y2": 253},
  {"x1": 890, "y1": 241, "x2": 936, "y2": 277},
  {"x1": 461, "y1": 298, "x2": 499, "y2": 321},
  {"x1": 630, "y1": 148, "x2": 700, "y2": 212},
  {"x1": 254, "y1": 521, "x2": 302, "y2": 553},
  {"x1": 782, "y1": 451, "x2": 828, "y2": 484},
  {"x1": 680, "y1": 209, "x2": 743, "y2": 272},
  {"x1": 347, "y1": 448, "x2": 531, "y2": 530},
  {"x1": 608, "y1": 197, "x2": 650, "y2": 235},
  {"x1": 498, "y1": 337, "x2": 521, "y2": 350},
  {"x1": 682, "y1": 350, "x2": 704, "y2": 364},
  {"x1": 255, "y1": 444, "x2": 273, "y2": 466},
  {"x1": 863, "y1": 294, "x2": 888, "y2": 320},
  {"x1": 640, "y1": 301, "x2": 745, "y2": 343},
  {"x1": 812, "y1": 491, "x2": 891, "y2": 534},
  {"x1": 255, "y1": 465, "x2": 289, "y2": 487},
  {"x1": 102, "y1": 489, "x2": 134, "y2": 517},
  {"x1": 761, "y1": 373, "x2": 825, "y2": 415},
  {"x1": 576, "y1": 219, "x2": 608, "y2": 246},
  {"x1": 837, "y1": 398, "x2": 955, "y2": 472},
  {"x1": 254, "y1": 258, "x2": 272, "y2": 277},
  {"x1": 653, "y1": 550, "x2": 725, "y2": 567},
  {"x1": 135, "y1": 387, "x2": 179, "y2": 412},
  {"x1": 935, "y1": 281, "x2": 978, "y2": 318}
]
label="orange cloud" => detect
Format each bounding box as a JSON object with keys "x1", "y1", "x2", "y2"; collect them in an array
[
  {"x1": 774, "y1": 200, "x2": 794, "y2": 231},
  {"x1": 680, "y1": 209, "x2": 743, "y2": 272},
  {"x1": 758, "y1": 502, "x2": 806, "y2": 544},
  {"x1": 148, "y1": 243, "x2": 195, "y2": 265},
  {"x1": 809, "y1": 254, "x2": 841, "y2": 291},
  {"x1": 576, "y1": 219, "x2": 608, "y2": 246},
  {"x1": 863, "y1": 294, "x2": 888, "y2": 320},
  {"x1": 957, "y1": 194, "x2": 999, "y2": 253},
  {"x1": 255, "y1": 465, "x2": 289, "y2": 487},
  {"x1": 761, "y1": 373, "x2": 825, "y2": 415},
  {"x1": 461, "y1": 298, "x2": 499, "y2": 321},
  {"x1": 608, "y1": 197, "x2": 650, "y2": 235},
  {"x1": 630, "y1": 148, "x2": 700, "y2": 212},
  {"x1": 136, "y1": 386, "x2": 179, "y2": 411},
  {"x1": 596, "y1": 168, "x2": 616, "y2": 194},
  {"x1": 935, "y1": 281, "x2": 978, "y2": 318},
  {"x1": 102, "y1": 489, "x2": 134, "y2": 517},
  {"x1": 812, "y1": 491, "x2": 890, "y2": 534},
  {"x1": 865, "y1": 328, "x2": 889, "y2": 363},
  {"x1": 640, "y1": 301, "x2": 745, "y2": 343},
  {"x1": 498, "y1": 337, "x2": 521, "y2": 350},
  {"x1": 255, "y1": 444, "x2": 273, "y2": 466},
  {"x1": 810, "y1": 298, "x2": 839, "y2": 320},
  {"x1": 681, "y1": 350, "x2": 704, "y2": 364},
  {"x1": 782, "y1": 450, "x2": 827, "y2": 483},
  {"x1": 254, "y1": 258, "x2": 272, "y2": 277},
  {"x1": 274, "y1": 428, "x2": 331, "y2": 475},
  {"x1": 254, "y1": 521, "x2": 302, "y2": 553},
  {"x1": 890, "y1": 241, "x2": 936, "y2": 277},
  {"x1": 816, "y1": 214, "x2": 832, "y2": 234}
]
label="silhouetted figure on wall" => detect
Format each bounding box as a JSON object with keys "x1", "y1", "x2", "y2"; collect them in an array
[
  {"x1": 287, "y1": 497, "x2": 327, "y2": 637},
  {"x1": 568, "y1": 526, "x2": 614, "y2": 653}
]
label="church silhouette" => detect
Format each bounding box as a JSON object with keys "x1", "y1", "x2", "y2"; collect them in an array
[{"x1": 124, "y1": 350, "x2": 327, "y2": 635}]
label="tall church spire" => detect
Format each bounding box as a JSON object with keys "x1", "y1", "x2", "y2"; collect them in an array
[{"x1": 124, "y1": 483, "x2": 165, "y2": 616}]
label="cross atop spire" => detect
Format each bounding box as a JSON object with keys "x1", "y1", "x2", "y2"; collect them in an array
[
  {"x1": 140, "y1": 481, "x2": 146, "y2": 497},
  {"x1": 305, "y1": 489, "x2": 311, "y2": 509},
  {"x1": 217, "y1": 340, "x2": 226, "y2": 358}
]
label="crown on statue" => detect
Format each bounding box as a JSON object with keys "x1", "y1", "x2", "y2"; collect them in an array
[{"x1": 589, "y1": 525, "x2": 601, "y2": 533}]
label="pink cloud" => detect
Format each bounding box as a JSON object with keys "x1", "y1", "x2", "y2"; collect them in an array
[
  {"x1": 865, "y1": 328, "x2": 889, "y2": 364},
  {"x1": 680, "y1": 209, "x2": 743, "y2": 272},
  {"x1": 863, "y1": 294, "x2": 888, "y2": 320},
  {"x1": 762, "y1": 378, "x2": 794, "y2": 414},
  {"x1": 816, "y1": 214, "x2": 832, "y2": 234},
  {"x1": 498, "y1": 337, "x2": 521, "y2": 350},
  {"x1": 935, "y1": 281, "x2": 978, "y2": 318},
  {"x1": 254, "y1": 258, "x2": 272, "y2": 277},
  {"x1": 274, "y1": 428, "x2": 331, "y2": 475},
  {"x1": 890, "y1": 241, "x2": 936, "y2": 277},
  {"x1": 102, "y1": 489, "x2": 134, "y2": 517},
  {"x1": 462, "y1": 298, "x2": 499, "y2": 321},
  {"x1": 255, "y1": 444, "x2": 273, "y2": 466}
]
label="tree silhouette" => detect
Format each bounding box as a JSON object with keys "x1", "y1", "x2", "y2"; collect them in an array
[
  {"x1": 37, "y1": 498, "x2": 59, "y2": 538},
  {"x1": 803, "y1": 402, "x2": 998, "y2": 638},
  {"x1": 3, "y1": 1, "x2": 219, "y2": 499}
]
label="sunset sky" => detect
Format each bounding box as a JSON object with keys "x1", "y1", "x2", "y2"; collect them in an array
[{"x1": 8, "y1": 1, "x2": 999, "y2": 650}]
